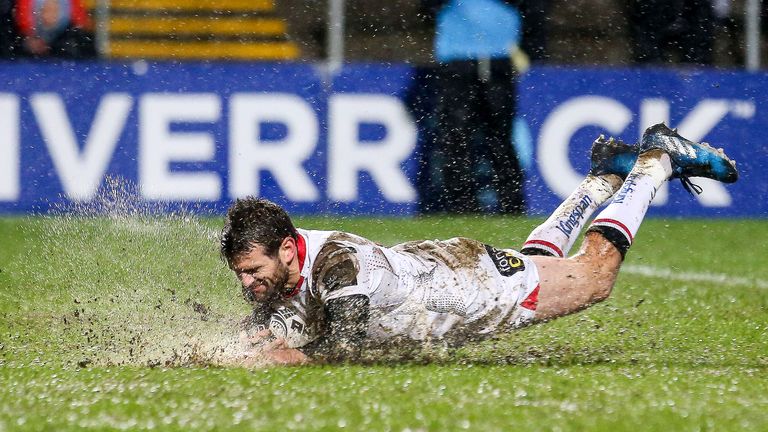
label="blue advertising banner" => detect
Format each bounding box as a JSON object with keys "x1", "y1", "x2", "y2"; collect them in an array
[
  {"x1": 0, "y1": 62, "x2": 766, "y2": 217},
  {"x1": 0, "y1": 61, "x2": 419, "y2": 215},
  {"x1": 519, "y1": 66, "x2": 767, "y2": 217}
]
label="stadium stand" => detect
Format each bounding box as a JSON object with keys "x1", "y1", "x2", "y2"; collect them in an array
[
  {"x1": 278, "y1": 0, "x2": 742, "y2": 67},
  {"x1": 82, "y1": 0, "x2": 300, "y2": 60}
]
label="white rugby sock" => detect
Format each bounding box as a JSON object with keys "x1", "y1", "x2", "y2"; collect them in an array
[
  {"x1": 588, "y1": 152, "x2": 672, "y2": 258},
  {"x1": 521, "y1": 174, "x2": 622, "y2": 257}
]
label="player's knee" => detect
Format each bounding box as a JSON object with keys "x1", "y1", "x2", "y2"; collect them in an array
[
  {"x1": 579, "y1": 251, "x2": 621, "y2": 276},
  {"x1": 592, "y1": 263, "x2": 621, "y2": 302},
  {"x1": 591, "y1": 281, "x2": 614, "y2": 304}
]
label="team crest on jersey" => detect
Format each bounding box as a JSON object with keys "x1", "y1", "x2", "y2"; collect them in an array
[{"x1": 484, "y1": 245, "x2": 525, "y2": 277}]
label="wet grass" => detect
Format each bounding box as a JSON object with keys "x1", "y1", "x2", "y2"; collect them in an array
[{"x1": 1, "y1": 215, "x2": 767, "y2": 431}]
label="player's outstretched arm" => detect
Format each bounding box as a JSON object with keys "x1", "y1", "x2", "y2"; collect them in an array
[
  {"x1": 236, "y1": 322, "x2": 311, "y2": 367},
  {"x1": 260, "y1": 338, "x2": 311, "y2": 365},
  {"x1": 235, "y1": 337, "x2": 310, "y2": 367},
  {"x1": 299, "y1": 294, "x2": 371, "y2": 363},
  {"x1": 236, "y1": 294, "x2": 371, "y2": 366}
]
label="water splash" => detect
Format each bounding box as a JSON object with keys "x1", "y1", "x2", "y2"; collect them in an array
[{"x1": 19, "y1": 177, "x2": 254, "y2": 367}]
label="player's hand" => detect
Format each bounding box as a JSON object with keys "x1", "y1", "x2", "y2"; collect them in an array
[
  {"x1": 238, "y1": 337, "x2": 309, "y2": 366},
  {"x1": 239, "y1": 328, "x2": 273, "y2": 348},
  {"x1": 262, "y1": 338, "x2": 309, "y2": 365}
]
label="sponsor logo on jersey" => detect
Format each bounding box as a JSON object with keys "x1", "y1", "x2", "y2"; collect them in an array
[
  {"x1": 555, "y1": 194, "x2": 593, "y2": 238},
  {"x1": 484, "y1": 245, "x2": 525, "y2": 277}
]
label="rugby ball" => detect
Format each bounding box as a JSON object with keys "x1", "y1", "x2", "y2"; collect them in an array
[{"x1": 269, "y1": 307, "x2": 313, "y2": 348}]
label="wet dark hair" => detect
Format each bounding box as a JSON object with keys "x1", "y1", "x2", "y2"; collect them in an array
[{"x1": 220, "y1": 197, "x2": 297, "y2": 264}]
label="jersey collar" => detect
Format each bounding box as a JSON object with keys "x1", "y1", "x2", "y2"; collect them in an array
[{"x1": 283, "y1": 233, "x2": 307, "y2": 298}]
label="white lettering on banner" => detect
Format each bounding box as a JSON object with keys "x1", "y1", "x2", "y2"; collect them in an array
[
  {"x1": 30, "y1": 93, "x2": 132, "y2": 201},
  {"x1": 328, "y1": 94, "x2": 417, "y2": 202},
  {"x1": 0, "y1": 94, "x2": 19, "y2": 201},
  {"x1": 540, "y1": 96, "x2": 753, "y2": 208},
  {"x1": 538, "y1": 96, "x2": 632, "y2": 198},
  {"x1": 229, "y1": 93, "x2": 319, "y2": 201},
  {"x1": 640, "y1": 98, "x2": 746, "y2": 207},
  {"x1": 139, "y1": 93, "x2": 221, "y2": 201}
]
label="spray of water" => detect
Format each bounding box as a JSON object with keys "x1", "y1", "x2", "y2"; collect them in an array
[
  {"x1": 19, "y1": 177, "x2": 256, "y2": 367},
  {"x1": 7, "y1": 177, "x2": 612, "y2": 368}
]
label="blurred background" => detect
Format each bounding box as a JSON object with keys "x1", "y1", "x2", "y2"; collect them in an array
[
  {"x1": 2, "y1": 0, "x2": 763, "y2": 66},
  {"x1": 0, "y1": 0, "x2": 766, "y2": 217},
  {"x1": 2, "y1": 0, "x2": 764, "y2": 66}
]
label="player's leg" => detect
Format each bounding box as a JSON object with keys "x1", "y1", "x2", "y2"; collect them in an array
[
  {"x1": 531, "y1": 123, "x2": 738, "y2": 321},
  {"x1": 520, "y1": 136, "x2": 638, "y2": 257},
  {"x1": 532, "y1": 148, "x2": 670, "y2": 321},
  {"x1": 528, "y1": 231, "x2": 623, "y2": 321}
]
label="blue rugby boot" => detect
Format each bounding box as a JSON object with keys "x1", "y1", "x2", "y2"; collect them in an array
[
  {"x1": 589, "y1": 134, "x2": 639, "y2": 180},
  {"x1": 640, "y1": 123, "x2": 739, "y2": 193}
]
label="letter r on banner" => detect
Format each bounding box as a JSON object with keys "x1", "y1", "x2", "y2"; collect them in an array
[
  {"x1": 228, "y1": 93, "x2": 319, "y2": 201},
  {"x1": 328, "y1": 94, "x2": 417, "y2": 202}
]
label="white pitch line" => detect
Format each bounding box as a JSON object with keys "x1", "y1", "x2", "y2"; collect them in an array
[{"x1": 622, "y1": 264, "x2": 768, "y2": 289}]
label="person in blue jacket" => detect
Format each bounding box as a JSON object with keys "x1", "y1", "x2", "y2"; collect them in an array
[{"x1": 428, "y1": 0, "x2": 529, "y2": 214}]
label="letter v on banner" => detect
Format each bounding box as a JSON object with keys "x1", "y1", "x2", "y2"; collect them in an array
[
  {"x1": 31, "y1": 93, "x2": 133, "y2": 201},
  {"x1": 640, "y1": 98, "x2": 737, "y2": 207}
]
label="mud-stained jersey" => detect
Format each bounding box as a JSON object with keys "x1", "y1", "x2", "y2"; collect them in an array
[{"x1": 257, "y1": 228, "x2": 540, "y2": 354}]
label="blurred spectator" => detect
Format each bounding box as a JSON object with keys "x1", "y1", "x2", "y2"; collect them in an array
[
  {"x1": 512, "y1": 0, "x2": 549, "y2": 62},
  {"x1": 1, "y1": 0, "x2": 17, "y2": 58},
  {"x1": 14, "y1": 0, "x2": 96, "y2": 59},
  {"x1": 628, "y1": 0, "x2": 715, "y2": 65},
  {"x1": 424, "y1": 0, "x2": 529, "y2": 214}
]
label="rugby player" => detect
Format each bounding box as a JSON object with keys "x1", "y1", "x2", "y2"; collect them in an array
[{"x1": 221, "y1": 123, "x2": 738, "y2": 366}]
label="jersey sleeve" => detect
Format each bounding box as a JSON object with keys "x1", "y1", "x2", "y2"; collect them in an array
[
  {"x1": 302, "y1": 241, "x2": 371, "y2": 361},
  {"x1": 311, "y1": 241, "x2": 369, "y2": 301}
]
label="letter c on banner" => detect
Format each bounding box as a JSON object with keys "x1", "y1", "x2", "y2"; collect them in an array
[{"x1": 538, "y1": 96, "x2": 632, "y2": 198}]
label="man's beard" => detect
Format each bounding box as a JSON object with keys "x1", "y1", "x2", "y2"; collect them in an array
[
  {"x1": 243, "y1": 261, "x2": 291, "y2": 304},
  {"x1": 259, "y1": 261, "x2": 291, "y2": 303},
  {"x1": 272, "y1": 261, "x2": 291, "y2": 298}
]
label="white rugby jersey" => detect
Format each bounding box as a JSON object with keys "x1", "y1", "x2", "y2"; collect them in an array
[{"x1": 266, "y1": 228, "x2": 540, "y2": 347}]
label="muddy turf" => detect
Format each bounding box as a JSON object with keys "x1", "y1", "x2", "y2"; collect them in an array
[{"x1": 1, "y1": 215, "x2": 767, "y2": 431}]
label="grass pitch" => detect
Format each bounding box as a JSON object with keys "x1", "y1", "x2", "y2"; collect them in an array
[{"x1": 1, "y1": 214, "x2": 767, "y2": 431}]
